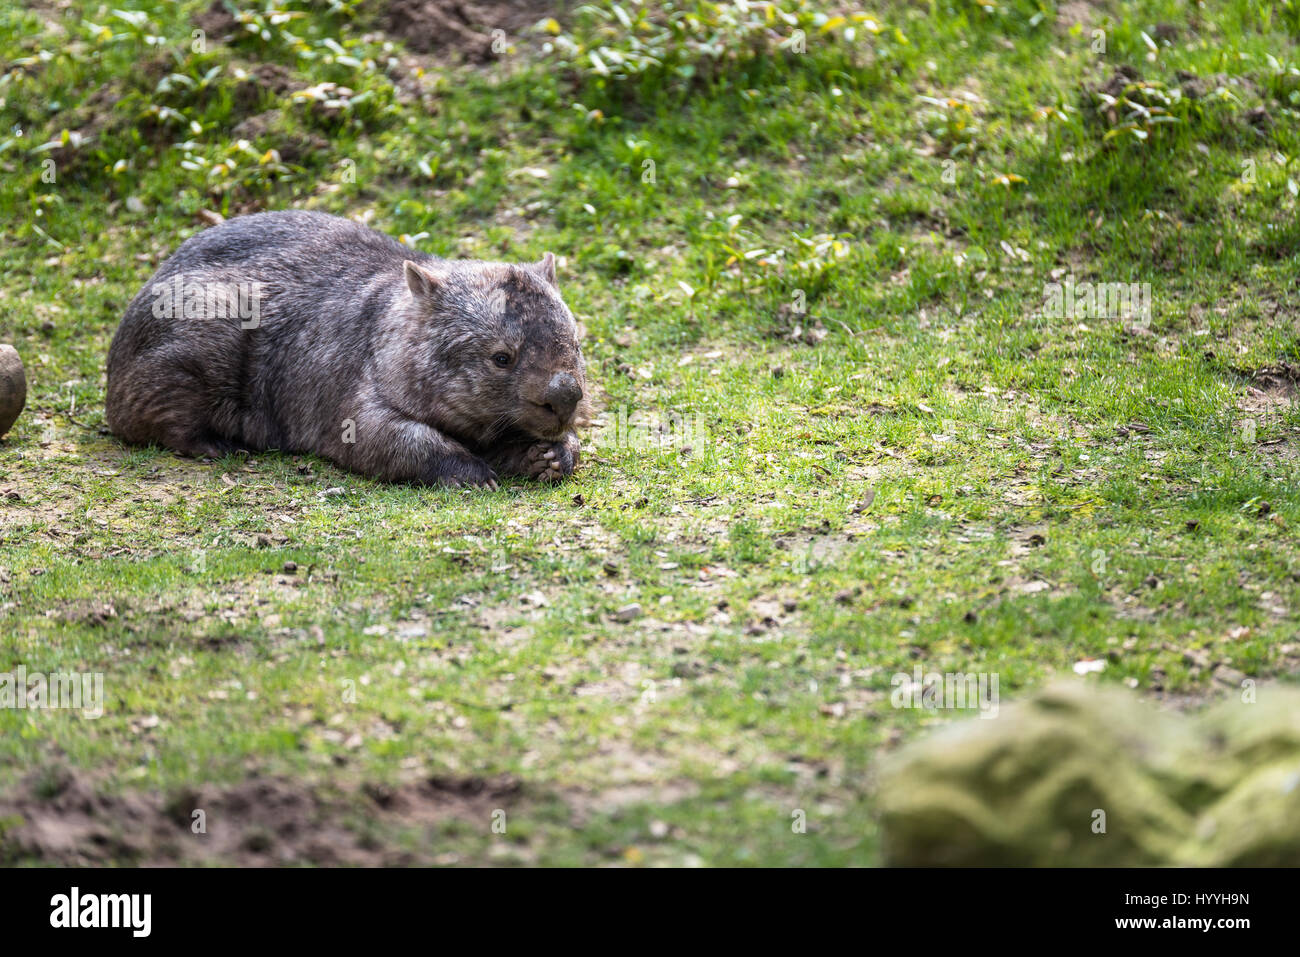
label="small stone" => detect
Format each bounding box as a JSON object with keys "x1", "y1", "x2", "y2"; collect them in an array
[
  {"x1": 1212, "y1": 665, "x2": 1248, "y2": 687},
  {"x1": 612, "y1": 603, "x2": 643, "y2": 622},
  {"x1": 0, "y1": 344, "x2": 27, "y2": 438}
]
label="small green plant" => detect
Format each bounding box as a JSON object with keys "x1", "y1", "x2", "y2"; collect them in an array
[
  {"x1": 546, "y1": 1, "x2": 905, "y2": 98},
  {"x1": 918, "y1": 95, "x2": 981, "y2": 157}
]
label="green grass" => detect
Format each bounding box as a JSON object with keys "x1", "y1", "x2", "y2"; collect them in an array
[{"x1": 0, "y1": 0, "x2": 1297, "y2": 865}]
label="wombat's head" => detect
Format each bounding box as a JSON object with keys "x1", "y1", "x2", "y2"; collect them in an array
[{"x1": 400, "y1": 254, "x2": 590, "y2": 443}]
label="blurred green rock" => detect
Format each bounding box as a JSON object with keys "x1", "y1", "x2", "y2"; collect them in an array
[{"x1": 879, "y1": 681, "x2": 1300, "y2": 866}]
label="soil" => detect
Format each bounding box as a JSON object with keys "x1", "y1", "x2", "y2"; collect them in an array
[
  {"x1": 192, "y1": 0, "x2": 241, "y2": 42},
  {"x1": 0, "y1": 766, "x2": 525, "y2": 866},
  {"x1": 382, "y1": 0, "x2": 559, "y2": 61}
]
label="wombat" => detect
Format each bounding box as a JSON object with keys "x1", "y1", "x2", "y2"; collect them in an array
[{"x1": 105, "y1": 211, "x2": 589, "y2": 487}]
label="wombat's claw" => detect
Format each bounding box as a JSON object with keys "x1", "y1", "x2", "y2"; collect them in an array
[{"x1": 524, "y1": 438, "x2": 577, "y2": 483}]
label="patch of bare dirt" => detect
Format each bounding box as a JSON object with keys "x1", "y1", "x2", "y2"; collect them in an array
[
  {"x1": 31, "y1": 82, "x2": 124, "y2": 177},
  {"x1": 0, "y1": 767, "x2": 524, "y2": 866},
  {"x1": 1238, "y1": 363, "x2": 1298, "y2": 415},
  {"x1": 1230, "y1": 363, "x2": 1300, "y2": 462},
  {"x1": 0, "y1": 763, "x2": 730, "y2": 865},
  {"x1": 192, "y1": 0, "x2": 241, "y2": 43},
  {"x1": 382, "y1": 0, "x2": 558, "y2": 61},
  {"x1": 1055, "y1": 1, "x2": 1105, "y2": 33},
  {"x1": 230, "y1": 62, "x2": 297, "y2": 111},
  {"x1": 230, "y1": 110, "x2": 330, "y2": 165},
  {"x1": 57, "y1": 599, "x2": 118, "y2": 627},
  {"x1": 19, "y1": 0, "x2": 76, "y2": 34}
]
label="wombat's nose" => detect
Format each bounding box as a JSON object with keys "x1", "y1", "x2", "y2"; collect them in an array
[{"x1": 544, "y1": 372, "x2": 582, "y2": 422}]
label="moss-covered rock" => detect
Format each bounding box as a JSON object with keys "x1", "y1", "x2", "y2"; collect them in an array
[{"x1": 879, "y1": 681, "x2": 1300, "y2": 866}]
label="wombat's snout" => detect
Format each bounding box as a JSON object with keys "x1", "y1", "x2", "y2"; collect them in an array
[{"x1": 543, "y1": 372, "x2": 582, "y2": 423}]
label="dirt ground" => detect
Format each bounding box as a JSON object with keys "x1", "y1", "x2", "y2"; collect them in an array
[
  {"x1": 0, "y1": 766, "x2": 526, "y2": 865},
  {"x1": 382, "y1": 0, "x2": 561, "y2": 59}
]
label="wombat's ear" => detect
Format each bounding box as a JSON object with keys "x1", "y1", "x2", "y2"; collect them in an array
[
  {"x1": 535, "y1": 252, "x2": 558, "y2": 287},
  {"x1": 403, "y1": 260, "x2": 444, "y2": 302}
]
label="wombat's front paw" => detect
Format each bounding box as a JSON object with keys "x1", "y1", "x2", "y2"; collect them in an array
[
  {"x1": 430, "y1": 454, "x2": 499, "y2": 490},
  {"x1": 524, "y1": 434, "x2": 580, "y2": 483}
]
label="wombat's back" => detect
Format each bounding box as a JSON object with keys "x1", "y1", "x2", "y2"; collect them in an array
[
  {"x1": 158, "y1": 210, "x2": 414, "y2": 275},
  {"x1": 106, "y1": 211, "x2": 419, "y2": 457}
]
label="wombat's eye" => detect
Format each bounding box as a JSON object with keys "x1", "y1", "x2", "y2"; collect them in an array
[{"x1": 492, "y1": 352, "x2": 512, "y2": 368}]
